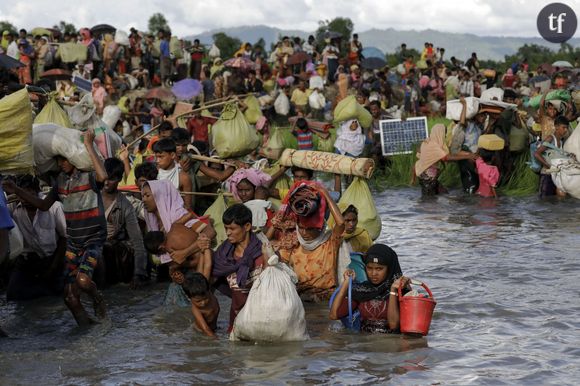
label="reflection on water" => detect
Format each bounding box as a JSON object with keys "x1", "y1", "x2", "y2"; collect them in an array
[{"x1": 1, "y1": 189, "x2": 579, "y2": 384}]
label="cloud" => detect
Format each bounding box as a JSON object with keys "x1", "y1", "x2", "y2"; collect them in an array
[{"x1": 0, "y1": 0, "x2": 578, "y2": 37}]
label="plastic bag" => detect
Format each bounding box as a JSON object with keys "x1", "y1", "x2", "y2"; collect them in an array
[
  {"x1": 203, "y1": 193, "x2": 228, "y2": 247},
  {"x1": 114, "y1": 30, "x2": 130, "y2": 46},
  {"x1": 243, "y1": 95, "x2": 263, "y2": 124},
  {"x1": 230, "y1": 255, "x2": 309, "y2": 342},
  {"x1": 212, "y1": 103, "x2": 260, "y2": 158},
  {"x1": 274, "y1": 92, "x2": 290, "y2": 116},
  {"x1": 445, "y1": 97, "x2": 479, "y2": 121},
  {"x1": 0, "y1": 88, "x2": 33, "y2": 174},
  {"x1": 550, "y1": 157, "x2": 580, "y2": 199},
  {"x1": 32, "y1": 123, "x2": 104, "y2": 173},
  {"x1": 338, "y1": 177, "x2": 382, "y2": 240},
  {"x1": 262, "y1": 127, "x2": 285, "y2": 159},
  {"x1": 208, "y1": 44, "x2": 220, "y2": 59},
  {"x1": 8, "y1": 222, "x2": 24, "y2": 261},
  {"x1": 526, "y1": 90, "x2": 571, "y2": 109},
  {"x1": 102, "y1": 105, "x2": 122, "y2": 131},
  {"x1": 308, "y1": 90, "x2": 326, "y2": 110},
  {"x1": 34, "y1": 97, "x2": 73, "y2": 128},
  {"x1": 563, "y1": 126, "x2": 580, "y2": 161}
]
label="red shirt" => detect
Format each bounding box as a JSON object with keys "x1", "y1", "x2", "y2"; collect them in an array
[{"x1": 186, "y1": 116, "x2": 217, "y2": 143}]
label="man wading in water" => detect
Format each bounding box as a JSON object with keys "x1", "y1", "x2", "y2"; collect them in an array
[{"x1": 3, "y1": 129, "x2": 108, "y2": 326}]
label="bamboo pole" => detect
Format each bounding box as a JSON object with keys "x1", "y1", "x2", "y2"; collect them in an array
[{"x1": 187, "y1": 154, "x2": 238, "y2": 168}]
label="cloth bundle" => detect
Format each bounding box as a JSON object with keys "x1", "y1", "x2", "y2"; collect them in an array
[{"x1": 285, "y1": 181, "x2": 327, "y2": 229}]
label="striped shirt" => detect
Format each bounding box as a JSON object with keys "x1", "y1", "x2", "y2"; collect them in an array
[
  {"x1": 296, "y1": 130, "x2": 313, "y2": 151},
  {"x1": 50, "y1": 170, "x2": 106, "y2": 247}
]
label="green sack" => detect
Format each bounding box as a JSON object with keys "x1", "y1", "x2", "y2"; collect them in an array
[
  {"x1": 333, "y1": 95, "x2": 373, "y2": 129},
  {"x1": 203, "y1": 193, "x2": 228, "y2": 248},
  {"x1": 338, "y1": 177, "x2": 382, "y2": 240},
  {"x1": 262, "y1": 127, "x2": 285, "y2": 159},
  {"x1": 527, "y1": 90, "x2": 571, "y2": 109},
  {"x1": 509, "y1": 125, "x2": 529, "y2": 152},
  {"x1": 212, "y1": 103, "x2": 260, "y2": 158},
  {"x1": 243, "y1": 95, "x2": 263, "y2": 124},
  {"x1": 0, "y1": 89, "x2": 33, "y2": 175},
  {"x1": 34, "y1": 97, "x2": 73, "y2": 128},
  {"x1": 263, "y1": 163, "x2": 292, "y2": 210},
  {"x1": 315, "y1": 135, "x2": 335, "y2": 152}
]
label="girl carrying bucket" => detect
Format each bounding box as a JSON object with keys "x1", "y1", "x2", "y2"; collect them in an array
[{"x1": 329, "y1": 244, "x2": 410, "y2": 334}]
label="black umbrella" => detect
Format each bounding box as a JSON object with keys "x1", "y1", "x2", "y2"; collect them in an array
[
  {"x1": 0, "y1": 54, "x2": 24, "y2": 69},
  {"x1": 361, "y1": 57, "x2": 387, "y2": 70},
  {"x1": 90, "y1": 24, "x2": 116, "y2": 36}
]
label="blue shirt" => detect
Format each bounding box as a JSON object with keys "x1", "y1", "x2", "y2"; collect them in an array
[
  {"x1": 160, "y1": 40, "x2": 170, "y2": 58},
  {"x1": 0, "y1": 183, "x2": 15, "y2": 230}
]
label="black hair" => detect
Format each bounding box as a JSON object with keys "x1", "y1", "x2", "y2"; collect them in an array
[
  {"x1": 182, "y1": 271, "x2": 210, "y2": 298},
  {"x1": 248, "y1": 69, "x2": 256, "y2": 76},
  {"x1": 171, "y1": 127, "x2": 191, "y2": 144},
  {"x1": 296, "y1": 117, "x2": 308, "y2": 130},
  {"x1": 158, "y1": 121, "x2": 174, "y2": 133},
  {"x1": 369, "y1": 100, "x2": 381, "y2": 108},
  {"x1": 134, "y1": 162, "x2": 159, "y2": 181},
  {"x1": 194, "y1": 39, "x2": 200, "y2": 44},
  {"x1": 222, "y1": 203, "x2": 252, "y2": 227},
  {"x1": 342, "y1": 204, "x2": 358, "y2": 217},
  {"x1": 554, "y1": 116, "x2": 569, "y2": 127},
  {"x1": 291, "y1": 166, "x2": 314, "y2": 179},
  {"x1": 153, "y1": 138, "x2": 177, "y2": 153},
  {"x1": 192, "y1": 140, "x2": 209, "y2": 156},
  {"x1": 138, "y1": 138, "x2": 150, "y2": 152},
  {"x1": 143, "y1": 231, "x2": 166, "y2": 254},
  {"x1": 353, "y1": 34, "x2": 358, "y2": 38},
  {"x1": 104, "y1": 157, "x2": 125, "y2": 181},
  {"x1": 478, "y1": 148, "x2": 495, "y2": 164},
  {"x1": 18, "y1": 174, "x2": 40, "y2": 192}
]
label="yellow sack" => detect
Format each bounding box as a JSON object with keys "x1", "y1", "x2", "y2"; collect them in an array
[
  {"x1": 212, "y1": 103, "x2": 259, "y2": 158},
  {"x1": 243, "y1": 95, "x2": 263, "y2": 124},
  {"x1": 0, "y1": 89, "x2": 33, "y2": 174},
  {"x1": 203, "y1": 193, "x2": 228, "y2": 247},
  {"x1": 262, "y1": 127, "x2": 285, "y2": 159},
  {"x1": 34, "y1": 97, "x2": 73, "y2": 128},
  {"x1": 478, "y1": 134, "x2": 505, "y2": 151},
  {"x1": 338, "y1": 177, "x2": 382, "y2": 240},
  {"x1": 57, "y1": 42, "x2": 88, "y2": 63},
  {"x1": 333, "y1": 95, "x2": 372, "y2": 129},
  {"x1": 170, "y1": 36, "x2": 182, "y2": 59}
]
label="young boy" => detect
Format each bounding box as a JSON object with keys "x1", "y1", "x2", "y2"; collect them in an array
[
  {"x1": 3, "y1": 129, "x2": 107, "y2": 327},
  {"x1": 153, "y1": 137, "x2": 193, "y2": 209},
  {"x1": 181, "y1": 271, "x2": 219, "y2": 338},
  {"x1": 212, "y1": 204, "x2": 266, "y2": 332},
  {"x1": 534, "y1": 115, "x2": 569, "y2": 198},
  {"x1": 292, "y1": 117, "x2": 313, "y2": 150}
]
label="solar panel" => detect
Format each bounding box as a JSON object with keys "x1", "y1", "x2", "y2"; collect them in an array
[{"x1": 379, "y1": 117, "x2": 429, "y2": 156}]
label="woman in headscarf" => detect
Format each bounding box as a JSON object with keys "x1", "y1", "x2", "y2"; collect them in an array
[
  {"x1": 340, "y1": 204, "x2": 372, "y2": 254},
  {"x1": 413, "y1": 124, "x2": 478, "y2": 196},
  {"x1": 329, "y1": 243, "x2": 410, "y2": 334},
  {"x1": 334, "y1": 119, "x2": 366, "y2": 157},
  {"x1": 227, "y1": 168, "x2": 272, "y2": 203},
  {"x1": 17, "y1": 39, "x2": 34, "y2": 84},
  {"x1": 141, "y1": 179, "x2": 215, "y2": 265},
  {"x1": 285, "y1": 181, "x2": 346, "y2": 302}
]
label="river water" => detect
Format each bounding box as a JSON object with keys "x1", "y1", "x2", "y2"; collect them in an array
[{"x1": 1, "y1": 188, "x2": 579, "y2": 385}]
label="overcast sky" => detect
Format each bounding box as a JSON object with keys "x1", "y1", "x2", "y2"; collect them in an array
[{"x1": 1, "y1": 0, "x2": 578, "y2": 38}]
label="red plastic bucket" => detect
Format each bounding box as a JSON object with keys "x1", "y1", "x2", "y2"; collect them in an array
[{"x1": 398, "y1": 281, "x2": 436, "y2": 336}]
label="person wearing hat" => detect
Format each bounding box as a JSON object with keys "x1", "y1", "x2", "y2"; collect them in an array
[{"x1": 329, "y1": 243, "x2": 411, "y2": 334}]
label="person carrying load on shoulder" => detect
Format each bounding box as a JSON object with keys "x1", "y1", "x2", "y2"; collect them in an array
[
  {"x1": 3, "y1": 129, "x2": 108, "y2": 327},
  {"x1": 329, "y1": 243, "x2": 410, "y2": 334},
  {"x1": 534, "y1": 116, "x2": 571, "y2": 199}
]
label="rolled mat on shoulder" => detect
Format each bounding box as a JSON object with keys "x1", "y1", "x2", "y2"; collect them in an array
[{"x1": 279, "y1": 149, "x2": 375, "y2": 179}]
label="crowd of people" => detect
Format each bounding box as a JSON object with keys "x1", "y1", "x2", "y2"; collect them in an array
[{"x1": 0, "y1": 23, "x2": 579, "y2": 338}]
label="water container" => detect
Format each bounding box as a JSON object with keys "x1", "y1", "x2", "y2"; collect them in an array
[{"x1": 398, "y1": 281, "x2": 436, "y2": 336}]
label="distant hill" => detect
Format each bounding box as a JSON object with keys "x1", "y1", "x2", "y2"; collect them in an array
[{"x1": 186, "y1": 25, "x2": 580, "y2": 61}]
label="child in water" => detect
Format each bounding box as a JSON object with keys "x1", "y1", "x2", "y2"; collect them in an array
[
  {"x1": 475, "y1": 149, "x2": 500, "y2": 198},
  {"x1": 182, "y1": 271, "x2": 220, "y2": 338}
]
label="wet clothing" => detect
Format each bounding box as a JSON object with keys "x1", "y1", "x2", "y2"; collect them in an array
[{"x1": 64, "y1": 243, "x2": 102, "y2": 284}]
